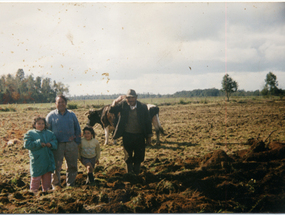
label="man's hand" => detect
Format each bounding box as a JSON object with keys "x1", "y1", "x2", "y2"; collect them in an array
[
  {"x1": 146, "y1": 137, "x2": 152, "y2": 146},
  {"x1": 46, "y1": 143, "x2": 52, "y2": 148},
  {"x1": 112, "y1": 95, "x2": 126, "y2": 106}
]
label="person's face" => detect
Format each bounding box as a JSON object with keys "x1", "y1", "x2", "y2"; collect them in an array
[
  {"x1": 126, "y1": 96, "x2": 137, "y2": 106},
  {"x1": 35, "y1": 119, "x2": 45, "y2": 131},
  {"x1": 84, "y1": 130, "x2": 93, "y2": 141},
  {"x1": 56, "y1": 97, "x2": 66, "y2": 112}
]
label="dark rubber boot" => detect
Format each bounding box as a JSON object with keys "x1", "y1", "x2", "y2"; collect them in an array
[
  {"x1": 133, "y1": 163, "x2": 141, "y2": 175},
  {"x1": 88, "y1": 173, "x2": 94, "y2": 183},
  {"x1": 126, "y1": 163, "x2": 134, "y2": 174}
]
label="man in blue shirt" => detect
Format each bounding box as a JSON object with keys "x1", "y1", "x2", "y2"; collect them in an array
[{"x1": 46, "y1": 95, "x2": 81, "y2": 188}]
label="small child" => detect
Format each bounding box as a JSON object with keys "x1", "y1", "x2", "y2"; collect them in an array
[
  {"x1": 23, "y1": 116, "x2": 58, "y2": 193},
  {"x1": 78, "y1": 126, "x2": 100, "y2": 184}
]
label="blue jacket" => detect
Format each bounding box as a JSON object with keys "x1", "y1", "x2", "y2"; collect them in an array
[
  {"x1": 24, "y1": 129, "x2": 58, "y2": 177},
  {"x1": 46, "y1": 109, "x2": 81, "y2": 144}
]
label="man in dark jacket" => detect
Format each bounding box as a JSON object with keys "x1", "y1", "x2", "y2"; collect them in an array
[{"x1": 109, "y1": 89, "x2": 152, "y2": 175}]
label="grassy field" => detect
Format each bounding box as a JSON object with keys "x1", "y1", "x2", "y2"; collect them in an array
[
  {"x1": 0, "y1": 97, "x2": 285, "y2": 213},
  {"x1": 0, "y1": 95, "x2": 269, "y2": 113}
]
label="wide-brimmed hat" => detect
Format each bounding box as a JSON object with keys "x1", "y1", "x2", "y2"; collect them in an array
[{"x1": 126, "y1": 89, "x2": 137, "y2": 98}]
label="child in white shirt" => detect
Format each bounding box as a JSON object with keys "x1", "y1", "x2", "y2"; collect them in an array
[{"x1": 79, "y1": 126, "x2": 100, "y2": 184}]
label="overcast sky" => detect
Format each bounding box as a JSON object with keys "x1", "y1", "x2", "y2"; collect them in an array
[{"x1": 1, "y1": 2, "x2": 284, "y2": 96}]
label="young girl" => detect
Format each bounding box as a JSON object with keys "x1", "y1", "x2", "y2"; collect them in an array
[
  {"x1": 78, "y1": 126, "x2": 100, "y2": 184},
  {"x1": 23, "y1": 116, "x2": 58, "y2": 193}
]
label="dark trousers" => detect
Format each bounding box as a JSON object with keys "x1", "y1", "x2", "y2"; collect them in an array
[{"x1": 123, "y1": 132, "x2": 145, "y2": 165}]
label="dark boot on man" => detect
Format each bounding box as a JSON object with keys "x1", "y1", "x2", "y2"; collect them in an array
[
  {"x1": 126, "y1": 163, "x2": 134, "y2": 174},
  {"x1": 88, "y1": 173, "x2": 94, "y2": 184},
  {"x1": 133, "y1": 163, "x2": 141, "y2": 175},
  {"x1": 86, "y1": 173, "x2": 95, "y2": 184}
]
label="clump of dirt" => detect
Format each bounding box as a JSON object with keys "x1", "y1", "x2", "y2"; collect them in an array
[{"x1": 200, "y1": 149, "x2": 234, "y2": 169}]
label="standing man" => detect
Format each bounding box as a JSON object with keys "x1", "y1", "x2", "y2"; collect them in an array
[
  {"x1": 109, "y1": 89, "x2": 152, "y2": 175},
  {"x1": 46, "y1": 95, "x2": 81, "y2": 188}
]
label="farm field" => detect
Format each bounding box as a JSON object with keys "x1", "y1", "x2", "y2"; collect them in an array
[{"x1": 0, "y1": 98, "x2": 285, "y2": 213}]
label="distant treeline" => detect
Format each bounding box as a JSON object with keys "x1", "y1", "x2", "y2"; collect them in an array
[
  {"x1": 0, "y1": 69, "x2": 69, "y2": 104},
  {"x1": 173, "y1": 88, "x2": 261, "y2": 97},
  {"x1": 69, "y1": 93, "x2": 166, "y2": 100},
  {"x1": 0, "y1": 69, "x2": 263, "y2": 104},
  {"x1": 69, "y1": 88, "x2": 261, "y2": 100}
]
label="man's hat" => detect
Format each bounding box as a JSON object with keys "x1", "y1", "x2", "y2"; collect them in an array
[{"x1": 126, "y1": 89, "x2": 137, "y2": 98}]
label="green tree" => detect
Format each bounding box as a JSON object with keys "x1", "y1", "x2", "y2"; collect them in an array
[
  {"x1": 221, "y1": 74, "x2": 238, "y2": 101},
  {"x1": 0, "y1": 75, "x2": 5, "y2": 92},
  {"x1": 261, "y1": 72, "x2": 279, "y2": 97},
  {"x1": 0, "y1": 69, "x2": 70, "y2": 104},
  {"x1": 0, "y1": 75, "x2": 6, "y2": 103},
  {"x1": 278, "y1": 89, "x2": 285, "y2": 99},
  {"x1": 16, "y1": 69, "x2": 25, "y2": 81},
  {"x1": 21, "y1": 74, "x2": 36, "y2": 102},
  {"x1": 34, "y1": 76, "x2": 43, "y2": 102},
  {"x1": 15, "y1": 69, "x2": 27, "y2": 102},
  {"x1": 3, "y1": 74, "x2": 18, "y2": 103},
  {"x1": 53, "y1": 81, "x2": 69, "y2": 96},
  {"x1": 41, "y1": 77, "x2": 56, "y2": 102}
]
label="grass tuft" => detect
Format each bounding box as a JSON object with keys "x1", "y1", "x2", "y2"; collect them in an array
[{"x1": 67, "y1": 103, "x2": 78, "y2": 109}]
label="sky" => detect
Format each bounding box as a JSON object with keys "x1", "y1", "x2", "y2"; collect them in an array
[{"x1": 1, "y1": 2, "x2": 285, "y2": 96}]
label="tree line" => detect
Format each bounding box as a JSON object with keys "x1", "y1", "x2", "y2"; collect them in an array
[
  {"x1": 172, "y1": 88, "x2": 261, "y2": 99},
  {"x1": 221, "y1": 72, "x2": 285, "y2": 101},
  {"x1": 70, "y1": 88, "x2": 261, "y2": 101},
  {"x1": 0, "y1": 69, "x2": 69, "y2": 104},
  {"x1": 70, "y1": 93, "x2": 170, "y2": 101},
  {"x1": 1, "y1": 69, "x2": 283, "y2": 104},
  {"x1": 71, "y1": 71, "x2": 284, "y2": 101}
]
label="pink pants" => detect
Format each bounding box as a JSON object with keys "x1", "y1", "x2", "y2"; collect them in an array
[{"x1": 30, "y1": 172, "x2": 52, "y2": 193}]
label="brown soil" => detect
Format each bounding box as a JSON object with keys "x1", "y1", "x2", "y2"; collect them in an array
[
  {"x1": 1, "y1": 139, "x2": 285, "y2": 213},
  {"x1": 0, "y1": 100, "x2": 285, "y2": 213}
]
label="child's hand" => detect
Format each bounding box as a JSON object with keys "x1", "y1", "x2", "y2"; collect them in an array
[
  {"x1": 46, "y1": 143, "x2": 51, "y2": 148},
  {"x1": 41, "y1": 142, "x2": 46, "y2": 147}
]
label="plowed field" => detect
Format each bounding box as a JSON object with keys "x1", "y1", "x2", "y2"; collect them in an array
[{"x1": 0, "y1": 99, "x2": 285, "y2": 213}]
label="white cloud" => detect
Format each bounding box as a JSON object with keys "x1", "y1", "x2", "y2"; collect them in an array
[{"x1": 0, "y1": 2, "x2": 284, "y2": 96}]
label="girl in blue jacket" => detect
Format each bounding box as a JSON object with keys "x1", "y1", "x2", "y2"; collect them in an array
[{"x1": 24, "y1": 116, "x2": 58, "y2": 193}]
